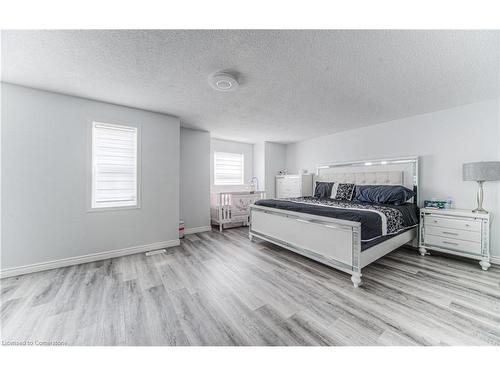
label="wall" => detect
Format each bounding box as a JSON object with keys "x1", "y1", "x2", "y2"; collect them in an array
[
  {"x1": 264, "y1": 142, "x2": 287, "y2": 198},
  {"x1": 210, "y1": 138, "x2": 254, "y2": 192},
  {"x1": 253, "y1": 142, "x2": 266, "y2": 192},
  {"x1": 1, "y1": 83, "x2": 180, "y2": 271},
  {"x1": 286, "y1": 99, "x2": 500, "y2": 257},
  {"x1": 253, "y1": 141, "x2": 286, "y2": 197},
  {"x1": 180, "y1": 128, "x2": 210, "y2": 231}
]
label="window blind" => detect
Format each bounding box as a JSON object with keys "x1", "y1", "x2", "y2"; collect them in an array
[
  {"x1": 214, "y1": 152, "x2": 244, "y2": 185},
  {"x1": 92, "y1": 122, "x2": 138, "y2": 209}
]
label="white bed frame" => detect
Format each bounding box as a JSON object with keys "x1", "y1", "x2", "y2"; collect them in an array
[{"x1": 249, "y1": 156, "x2": 419, "y2": 287}]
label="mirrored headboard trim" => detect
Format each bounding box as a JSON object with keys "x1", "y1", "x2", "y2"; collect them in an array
[{"x1": 315, "y1": 156, "x2": 419, "y2": 204}]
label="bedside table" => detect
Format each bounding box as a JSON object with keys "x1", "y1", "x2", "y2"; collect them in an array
[{"x1": 419, "y1": 208, "x2": 491, "y2": 270}]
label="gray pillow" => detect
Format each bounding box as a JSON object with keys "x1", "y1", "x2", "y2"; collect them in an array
[
  {"x1": 354, "y1": 185, "x2": 416, "y2": 205},
  {"x1": 314, "y1": 182, "x2": 334, "y2": 199}
]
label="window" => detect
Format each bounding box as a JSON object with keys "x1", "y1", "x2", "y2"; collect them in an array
[
  {"x1": 91, "y1": 122, "x2": 139, "y2": 209},
  {"x1": 214, "y1": 152, "x2": 244, "y2": 185}
]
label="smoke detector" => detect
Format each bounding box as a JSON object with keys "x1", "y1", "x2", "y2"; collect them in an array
[{"x1": 209, "y1": 71, "x2": 239, "y2": 92}]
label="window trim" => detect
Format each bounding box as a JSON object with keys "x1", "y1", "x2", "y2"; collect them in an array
[
  {"x1": 213, "y1": 151, "x2": 245, "y2": 186},
  {"x1": 87, "y1": 120, "x2": 142, "y2": 212}
]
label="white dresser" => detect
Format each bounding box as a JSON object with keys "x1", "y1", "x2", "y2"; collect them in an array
[
  {"x1": 419, "y1": 208, "x2": 491, "y2": 270},
  {"x1": 275, "y1": 174, "x2": 313, "y2": 199}
]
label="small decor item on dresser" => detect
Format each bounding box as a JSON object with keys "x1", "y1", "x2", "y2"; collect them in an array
[
  {"x1": 424, "y1": 198, "x2": 453, "y2": 209},
  {"x1": 419, "y1": 207, "x2": 491, "y2": 271},
  {"x1": 463, "y1": 161, "x2": 500, "y2": 213},
  {"x1": 424, "y1": 199, "x2": 445, "y2": 209}
]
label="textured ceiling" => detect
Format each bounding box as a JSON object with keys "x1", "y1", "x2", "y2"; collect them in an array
[{"x1": 2, "y1": 30, "x2": 499, "y2": 143}]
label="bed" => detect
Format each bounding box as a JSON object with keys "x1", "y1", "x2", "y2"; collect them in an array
[{"x1": 248, "y1": 156, "x2": 419, "y2": 287}]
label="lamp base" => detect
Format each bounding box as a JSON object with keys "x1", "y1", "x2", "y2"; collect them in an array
[{"x1": 472, "y1": 181, "x2": 488, "y2": 214}]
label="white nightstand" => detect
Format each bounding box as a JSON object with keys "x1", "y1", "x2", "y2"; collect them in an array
[{"x1": 419, "y1": 208, "x2": 491, "y2": 270}]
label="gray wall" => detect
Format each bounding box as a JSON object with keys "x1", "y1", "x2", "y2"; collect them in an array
[
  {"x1": 253, "y1": 141, "x2": 287, "y2": 198},
  {"x1": 1, "y1": 83, "x2": 180, "y2": 269},
  {"x1": 286, "y1": 99, "x2": 500, "y2": 257},
  {"x1": 253, "y1": 142, "x2": 266, "y2": 192},
  {"x1": 180, "y1": 128, "x2": 210, "y2": 230},
  {"x1": 264, "y1": 142, "x2": 287, "y2": 198}
]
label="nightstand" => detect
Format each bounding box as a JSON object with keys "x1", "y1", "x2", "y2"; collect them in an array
[{"x1": 419, "y1": 208, "x2": 491, "y2": 270}]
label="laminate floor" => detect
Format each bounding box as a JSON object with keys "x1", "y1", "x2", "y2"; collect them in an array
[{"x1": 1, "y1": 227, "x2": 499, "y2": 346}]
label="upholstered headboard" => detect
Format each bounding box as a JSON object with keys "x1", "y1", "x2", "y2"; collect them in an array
[
  {"x1": 317, "y1": 171, "x2": 403, "y2": 186},
  {"x1": 315, "y1": 156, "x2": 419, "y2": 202}
]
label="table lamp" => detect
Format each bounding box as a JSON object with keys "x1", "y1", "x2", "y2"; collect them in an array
[{"x1": 463, "y1": 161, "x2": 500, "y2": 213}]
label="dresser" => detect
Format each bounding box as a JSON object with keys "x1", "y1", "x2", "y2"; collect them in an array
[
  {"x1": 419, "y1": 208, "x2": 491, "y2": 270},
  {"x1": 275, "y1": 174, "x2": 313, "y2": 199}
]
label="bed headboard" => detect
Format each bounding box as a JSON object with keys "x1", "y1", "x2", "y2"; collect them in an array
[{"x1": 315, "y1": 156, "x2": 419, "y2": 203}]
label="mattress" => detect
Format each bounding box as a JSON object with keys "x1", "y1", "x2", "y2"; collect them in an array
[{"x1": 253, "y1": 197, "x2": 419, "y2": 250}]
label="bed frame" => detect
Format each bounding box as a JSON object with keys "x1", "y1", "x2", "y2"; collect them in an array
[{"x1": 249, "y1": 156, "x2": 419, "y2": 287}]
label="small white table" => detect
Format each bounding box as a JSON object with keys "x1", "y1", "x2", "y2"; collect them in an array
[{"x1": 419, "y1": 208, "x2": 491, "y2": 270}]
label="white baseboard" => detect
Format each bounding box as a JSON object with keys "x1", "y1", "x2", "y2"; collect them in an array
[
  {"x1": 0, "y1": 239, "x2": 180, "y2": 279},
  {"x1": 184, "y1": 226, "x2": 212, "y2": 235},
  {"x1": 490, "y1": 256, "x2": 500, "y2": 265}
]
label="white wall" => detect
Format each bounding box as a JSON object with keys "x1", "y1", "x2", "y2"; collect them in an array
[
  {"x1": 286, "y1": 99, "x2": 500, "y2": 257},
  {"x1": 210, "y1": 138, "x2": 254, "y2": 192},
  {"x1": 1, "y1": 83, "x2": 180, "y2": 270},
  {"x1": 180, "y1": 128, "x2": 210, "y2": 230},
  {"x1": 264, "y1": 142, "x2": 287, "y2": 198}
]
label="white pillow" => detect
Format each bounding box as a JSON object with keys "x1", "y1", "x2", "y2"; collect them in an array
[{"x1": 330, "y1": 182, "x2": 339, "y2": 199}]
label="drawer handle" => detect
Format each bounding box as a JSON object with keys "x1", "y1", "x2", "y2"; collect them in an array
[
  {"x1": 443, "y1": 241, "x2": 459, "y2": 246},
  {"x1": 442, "y1": 231, "x2": 459, "y2": 236}
]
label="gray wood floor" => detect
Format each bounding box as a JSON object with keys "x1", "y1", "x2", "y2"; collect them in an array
[{"x1": 1, "y1": 227, "x2": 500, "y2": 346}]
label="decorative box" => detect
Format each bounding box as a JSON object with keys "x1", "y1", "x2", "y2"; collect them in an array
[{"x1": 424, "y1": 200, "x2": 447, "y2": 209}]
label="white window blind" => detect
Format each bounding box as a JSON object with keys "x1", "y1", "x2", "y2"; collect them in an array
[
  {"x1": 92, "y1": 122, "x2": 138, "y2": 209},
  {"x1": 214, "y1": 152, "x2": 244, "y2": 185}
]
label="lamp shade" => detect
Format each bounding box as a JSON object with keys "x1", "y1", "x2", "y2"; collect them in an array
[{"x1": 463, "y1": 161, "x2": 500, "y2": 181}]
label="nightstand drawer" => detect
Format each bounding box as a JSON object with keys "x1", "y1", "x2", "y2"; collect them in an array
[
  {"x1": 424, "y1": 216, "x2": 481, "y2": 232},
  {"x1": 425, "y1": 226, "x2": 481, "y2": 243},
  {"x1": 424, "y1": 234, "x2": 482, "y2": 255}
]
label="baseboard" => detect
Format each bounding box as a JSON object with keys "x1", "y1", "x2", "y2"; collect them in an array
[
  {"x1": 184, "y1": 226, "x2": 212, "y2": 235},
  {"x1": 0, "y1": 239, "x2": 180, "y2": 279},
  {"x1": 490, "y1": 256, "x2": 500, "y2": 265}
]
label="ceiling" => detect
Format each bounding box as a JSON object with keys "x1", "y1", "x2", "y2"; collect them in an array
[{"x1": 2, "y1": 30, "x2": 499, "y2": 144}]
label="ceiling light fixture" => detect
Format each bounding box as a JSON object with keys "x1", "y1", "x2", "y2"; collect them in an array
[{"x1": 209, "y1": 71, "x2": 239, "y2": 92}]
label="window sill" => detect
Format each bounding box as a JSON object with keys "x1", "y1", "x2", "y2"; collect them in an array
[{"x1": 87, "y1": 205, "x2": 141, "y2": 213}]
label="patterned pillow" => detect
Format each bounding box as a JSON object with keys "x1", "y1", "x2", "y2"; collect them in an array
[{"x1": 334, "y1": 183, "x2": 355, "y2": 200}]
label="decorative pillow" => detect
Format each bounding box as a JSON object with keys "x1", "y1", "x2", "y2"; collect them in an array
[
  {"x1": 314, "y1": 181, "x2": 334, "y2": 199},
  {"x1": 334, "y1": 183, "x2": 355, "y2": 200},
  {"x1": 354, "y1": 185, "x2": 416, "y2": 205}
]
